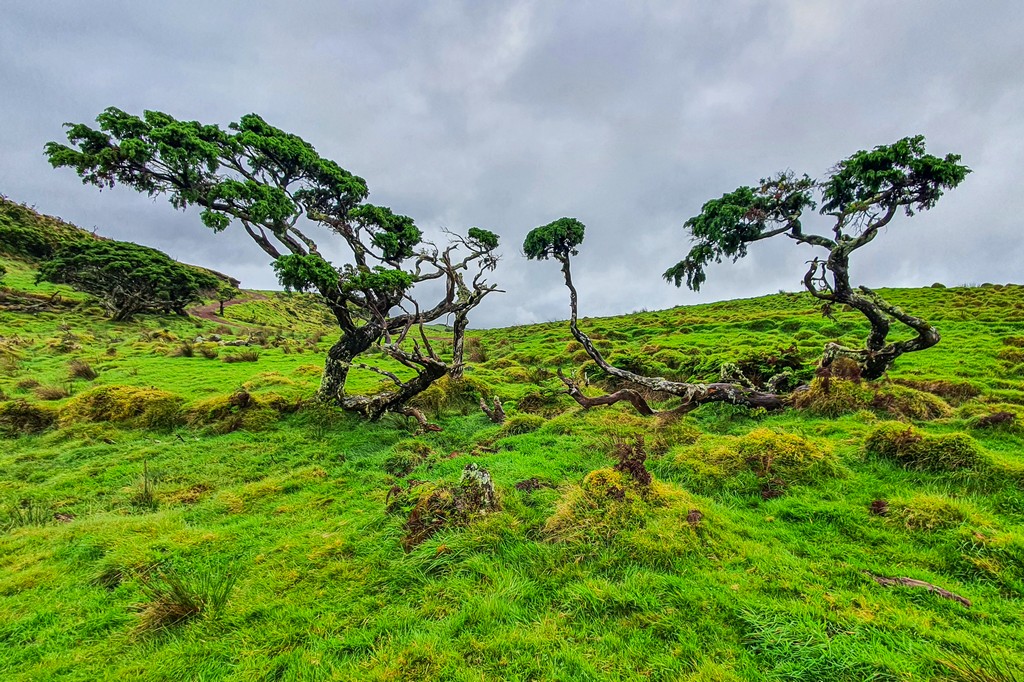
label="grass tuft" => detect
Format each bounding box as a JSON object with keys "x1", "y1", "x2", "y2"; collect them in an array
[
  {"x1": 135, "y1": 564, "x2": 238, "y2": 633},
  {"x1": 223, "y1": 349, "x2": 260, "y2": 363},
  {"x1": 67, "y1": 358, "x2": 98, "y2": 381}
]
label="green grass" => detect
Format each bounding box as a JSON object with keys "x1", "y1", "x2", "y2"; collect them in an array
[{"x1": 2, "y1": 233, "x2": 1024, "y2": 679}]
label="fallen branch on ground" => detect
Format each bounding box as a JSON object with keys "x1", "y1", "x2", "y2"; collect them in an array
[{"x1": 867, "y1": 572, "x2": 971, "y2": 607}]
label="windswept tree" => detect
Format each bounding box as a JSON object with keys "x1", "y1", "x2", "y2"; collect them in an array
[
  {"x1": 38, "y1": 240, "x2": 220, "y2": 321},
  {"x1": 665, "y1": 136, "x2": 969, "y2": 380},
  {"x1": 46, "y1": 108, "x2": 500, "y2": 422},
  {"x1": 215, "y1": 282, "x2": 240, "y2": 317},
  {"x1": 524, "y1": 217, "x2": 785, "y2": 415}
]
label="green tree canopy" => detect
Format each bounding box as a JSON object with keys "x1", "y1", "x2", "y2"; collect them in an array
[
  {"x1": 37, "y1": 240, "x2": 220, "y2": 321},
  {"x1": 46, "y1": 107, "x2": 501, "y2": 418},
  {"x1": 666, "y1": 135, "x2": 970, "y2": 379},
  {"x1": 523, "y1": 217, "x2": 586, "y2": 262}
]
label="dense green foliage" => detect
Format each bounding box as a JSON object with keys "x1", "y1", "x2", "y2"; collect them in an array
[
  {"x1": 37, "y1": 240, "x2": 220, "y2": 321},
  {"x1": 523, "y1": 217, "x2": 586, "y2": 261},
  {"x1": 665, "y1": 136, "x2": 970, "y2": 291},
  {"x1": 46, "y1": 109, "x2": 501, "y2": 408}
]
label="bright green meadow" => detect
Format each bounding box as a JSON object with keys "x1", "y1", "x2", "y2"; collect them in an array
[{"x1": 2, "y1": 200, "x2": 1024, "y2": 681}]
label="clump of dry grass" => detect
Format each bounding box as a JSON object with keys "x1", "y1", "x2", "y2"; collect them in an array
[
  {"x1": 34, "y1": 384, "x2": 70, "y2": 401},
  {"x1": 68, "y1": 359, "x2": 98, "y2": 381},
  {"x1": 223, "y1": 350, "x2": 260, "y2": 363}
]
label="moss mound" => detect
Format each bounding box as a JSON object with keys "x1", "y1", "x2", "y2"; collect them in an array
[
  {"x1": 498, "y1": 413, "x2": 545, "y2": 437},
  {"x1": 185, "y1": 390, "x2": 295, "y2": 433},
  {"x1": 60, "y1": 385, "x2": 183, "y2": 429},
  {"x1": 865, "y1": 422, "x2": 985, "y2": 471},
  {"x1": 0, "y1": 399, "x2": 59, "y2": 436},
  {"x1": 669, "y1": 428, "x2": 839, "y2": 495},
  {"x1": 792, "y1": 378, "x2": 869, "y2": 417},
  {"x1": 544, "y1": 468, "x2": 706, "y2": 566},
  {"x1": 890, "y1": 493, "x2": 970, "y2": 531},
  {"x1": 408, "y1": 375, "x2": 490, "y2": 416},
  {"x1": 383, "y1": 439, "x2": 434, "y2": 477},
  {"x1": 870, "y1": 384, "x2": 953, "y2": 421},
  {"x1": 794, "y1": 377, "x2": 957, "y2": 421}
]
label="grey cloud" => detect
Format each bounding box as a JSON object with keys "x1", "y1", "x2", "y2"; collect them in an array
[{"x1": 1, "y1": 0, "x2": 1020, "y2": 328}]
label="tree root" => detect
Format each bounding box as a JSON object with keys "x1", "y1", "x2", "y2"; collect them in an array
[
  {"x1": 557, "y1": 369, "x2": 656, "y2": 416},
  {"x1": 398, "y1": 406, "x2": 442, "y2": 435},
  {"x1": 479, "y1": 396, "x2": 506, "y2": 424},
  {"x1": 867, "y1": 572, "x2": 971, "y2": 607}
]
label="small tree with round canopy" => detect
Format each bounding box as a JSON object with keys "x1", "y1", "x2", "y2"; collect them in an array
[
  {"x1": 45, "y1": 107, "x2": 501, "y2": 424},
  {"x1": 665, "y1": 135, "x2": 970, "y2": 380},
  {"x1": 524, "y1": 217, "x2": 785, "y2": 415},
  {"x1": 37, "y1": 239, "x2": 220, "y2": 321}
]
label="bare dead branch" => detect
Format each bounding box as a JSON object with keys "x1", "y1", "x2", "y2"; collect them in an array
[{"x1": 868, "y1": 573, "x2": 971, "y2": 608}]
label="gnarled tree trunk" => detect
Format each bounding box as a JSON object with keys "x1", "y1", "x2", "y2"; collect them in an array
[
  {"x1": 556, "y1": 256, "x2": 785, "y2": 416},
  {"x1": 806, "y1": 250, "x2": 940, "y2": 380}
]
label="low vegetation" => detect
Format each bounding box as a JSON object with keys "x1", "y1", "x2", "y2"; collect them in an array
[{"x1": 1, "y1": 202, "x2": 1023, "y2": 680}]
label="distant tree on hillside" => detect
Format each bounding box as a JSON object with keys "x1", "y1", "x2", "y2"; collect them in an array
[
  {"x1": 665, "y1": 136, "x2": 969, "y2": 379},
  {"x1": 216, "y1": 282, "x2": 239, "y2": 316},
  {"x1": 46, "y1": 108, "x2": 500, "y2": 424},
  {"x1": 37, "y1": 240, "x2": 220, "y2": 321},
  {"x1": 525, "y1": 217, "x2": 785, "y2": 415}
]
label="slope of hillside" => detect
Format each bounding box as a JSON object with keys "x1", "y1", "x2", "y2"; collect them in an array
[{"x1": 2, "y1": 216, "x2": 1024, "y2": 679}]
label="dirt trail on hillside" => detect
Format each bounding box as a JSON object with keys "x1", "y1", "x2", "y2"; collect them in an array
[{"x1": 188, "y1": 292, "x2": 269, "y2": 330}]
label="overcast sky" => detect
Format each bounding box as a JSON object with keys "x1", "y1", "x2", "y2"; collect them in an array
[{"x1": 2, "y1": 1, "x2": 1021, "y2": 327}]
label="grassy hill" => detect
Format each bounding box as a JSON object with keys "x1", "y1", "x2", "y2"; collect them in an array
[{"x1": 2, "y1": 206, "x2": 1024, "y2": 680}]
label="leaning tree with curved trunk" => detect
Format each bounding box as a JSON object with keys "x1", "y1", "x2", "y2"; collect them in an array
[
  {"x1": 664, "y1": 135, "x2": 970, "y2": 380},
  {"x1": 524, "y1": 217, "x2": 785, "y2": 415},
  {"x1": 46, "y1": 107, "x2": 500, "y2": 424}
]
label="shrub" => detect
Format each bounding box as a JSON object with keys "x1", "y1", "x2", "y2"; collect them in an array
[
  {"x1": 37, "y1": 240, "x2": 220, "y2": 321},
  {"x1": 498, "y1": 413, "x2": 545, "y2": 437},
  {"x1": 0, "y1": 223, "x2": 55, "y2": 259},
  {"x1": 61, "y1": 385, "x2": 184, "y2": 429},
  {"x1": 865, "y1": 422, "x2": 985, "y2": 471},
  {"x1": 0, "y1": 400, "x2": 58, "y2": 436},
  {"x1": 67, "y1": 359, "x2": 99, "y2": 381}
]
